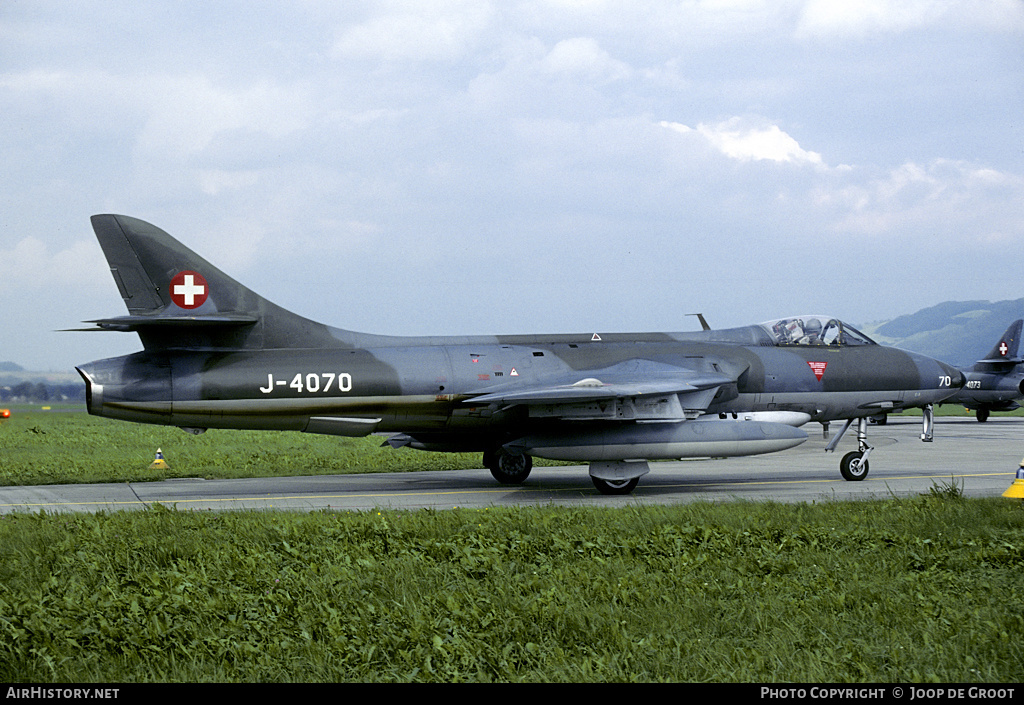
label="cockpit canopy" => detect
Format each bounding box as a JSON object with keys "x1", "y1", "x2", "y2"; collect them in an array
[{"x1": 760, "y1": 316, "x2": 876, "y2": 347}]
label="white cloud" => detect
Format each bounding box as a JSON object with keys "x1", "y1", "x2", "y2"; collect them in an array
[
  {"x1": 0, "y1": 238, "x2": 107, "y2": 294},
  {"x1": 1, "y1": 68, "x2": 311, "y2": 160},
  {"x1": 823, "y1": 159, "x2": 1024, "y2": 240},
  {"x1": 330, "y1": 2, "x2": 493, "y2": 63},
  {"x1": 197, "y1": 170, "x2": 260, "y2": 196},
  {"x1": 133, "y1": 76, "x2": 311, "y2": 159},
  {"x1": 661, "y1": 118, "x2": 824, "y2": 167},
  {"x1": 540, "y1": 37, "x2": 632, "y2": 83},
  {"x1": 797, "y1": 0, "x2": 938, "y2": 38},
  {"x1": 796, "y1": 0, "x2": 1024, "y2": 38}
]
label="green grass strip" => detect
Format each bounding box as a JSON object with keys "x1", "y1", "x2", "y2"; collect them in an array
[{"x1": 1, "y1": 497, "x2": 1021, "y2": 682}]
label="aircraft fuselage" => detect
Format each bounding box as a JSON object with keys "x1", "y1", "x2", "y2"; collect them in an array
[{"x1": 79, "y1": 328, "x2": 961, "y2": 449}]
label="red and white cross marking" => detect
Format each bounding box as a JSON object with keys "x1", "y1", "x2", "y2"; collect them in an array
[
  {"x1": 1000, "y1": 341, "x2": 1009, "y2": 357},
  {"x1": 170, "y1": 271, "x2": 209, "y2": 309}
]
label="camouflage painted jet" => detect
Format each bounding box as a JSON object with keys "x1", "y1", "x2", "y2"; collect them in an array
[
  {"x1": 943, "y1": 320, "x2": 1024, "y2": 422},
  {"x1": 74, "y1": 215, "x2": 965, "y2": 494}
]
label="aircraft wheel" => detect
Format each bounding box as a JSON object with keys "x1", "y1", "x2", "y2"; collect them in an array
[
  {"x1": 591, "y1": 476, "x2": 640, "y2": 495},
  {"x1": 485, "y1": 448, "x2": 532, "y2": 485},
  {"x1": 977, "y1": 408, "x2": 990, "y2": 423},
  {"x1": 840, "y1": 451, "x2": 869, "y2": 481}
]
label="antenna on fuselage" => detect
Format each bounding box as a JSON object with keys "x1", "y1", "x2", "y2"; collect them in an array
[{"x1": 687, "y1": 313, "x2": 710, "y2": 331}]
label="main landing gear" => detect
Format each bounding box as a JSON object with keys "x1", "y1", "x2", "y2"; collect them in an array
[
  {"x1": 483, "y1": 447, "x2": 533, "y2": 485},
  {"x1": 825, "y1": 404, "x2": 933, "y2": 481},
  {"x1": 588, "y1": 460, "x2": 650, "y2": 495},
  {"x1": 482, "y1": 450, "x2": 648, "y2": 495}
]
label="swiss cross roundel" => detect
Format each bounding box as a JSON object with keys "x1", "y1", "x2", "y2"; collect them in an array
[{"x1": 169, "y1": 271, "x2": 209, "y2": 309}]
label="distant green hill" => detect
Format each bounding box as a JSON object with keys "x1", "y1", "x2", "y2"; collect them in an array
[{"x1": 859, "y1": 299, "x2": 1024, "y2": 367}]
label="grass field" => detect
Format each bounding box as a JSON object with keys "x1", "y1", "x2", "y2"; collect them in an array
[
  {"x1": 1, "y1": 496, "x2": 1022, "y2": 682},
  {"x1": 0, "y1": 405, "x2": 528, "y2": 486},
  {"x1": 1, "y1": 406, "x2": 1022, "y2": 682}
]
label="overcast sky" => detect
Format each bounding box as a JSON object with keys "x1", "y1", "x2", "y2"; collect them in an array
[{"x1": 2, "y1": 0, "x2": 1023, "y2": 371}]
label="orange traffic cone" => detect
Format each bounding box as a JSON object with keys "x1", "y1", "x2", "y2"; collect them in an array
[{"x1": 148, "y1": 448, "x2": 170, "y2": 470}]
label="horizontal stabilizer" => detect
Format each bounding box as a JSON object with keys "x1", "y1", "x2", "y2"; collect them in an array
[
  {"x1": 978, "y1": 357, "x2": 1024, "y2": 365},
  {"x1": 80, "y1": 313, "x2": 258, "y2": 332}
]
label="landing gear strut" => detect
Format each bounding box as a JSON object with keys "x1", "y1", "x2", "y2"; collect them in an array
[
  {"x1": 826, "y1": 416, "x2": 874, "y2": 481},
  {"x1": 825, "y1": 405, "x2": 934, "y2": 481}
]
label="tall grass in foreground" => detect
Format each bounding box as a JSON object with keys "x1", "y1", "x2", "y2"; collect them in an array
[{"x1": 1, "y1": 497, "x2": 1021, "y2": 682}]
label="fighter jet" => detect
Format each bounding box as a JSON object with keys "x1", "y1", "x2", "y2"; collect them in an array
[
  {"x1": 74, "y1": 215, "x2": 964, "y2": 494},
  {"x1": 943, "y1": 320, "x2": 1024, "y2": 422}
]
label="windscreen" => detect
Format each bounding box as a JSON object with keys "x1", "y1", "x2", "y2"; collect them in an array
[{"x1": 760, "y1": 316, "x2": 876, "y2": 347}]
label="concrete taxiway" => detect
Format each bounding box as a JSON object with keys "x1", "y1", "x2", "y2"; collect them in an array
[{"x1": 1, "y1": 416, "x2": 1021, "y2": 514}]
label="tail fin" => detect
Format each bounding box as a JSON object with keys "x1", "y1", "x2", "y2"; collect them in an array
[
  {"x1": 84, "y1": 214, "x2": 343, "y2": 351},
  {"x1": 975, "y1": 319, "x2": 1023, "y2": 368}
]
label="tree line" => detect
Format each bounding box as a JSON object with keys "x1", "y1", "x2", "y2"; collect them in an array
[{"x1": 1, "y1": 381, "x2": 86, "y2": 403}]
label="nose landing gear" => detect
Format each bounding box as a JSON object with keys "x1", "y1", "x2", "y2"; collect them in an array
[
  {"x1": 827, "y1": 417, "x2": 873, "y2": 481},
  {"x1": 825, "y1": 404, "x2": 934, "y2": 481}
]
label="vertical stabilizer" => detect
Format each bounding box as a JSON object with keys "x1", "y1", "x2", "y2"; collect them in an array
[
  {"x1": 85, "y1": 215, "x2": 343, "y2": 351},
  {"x1": 977, "y1": 319, "x2": 1024, "y2": 366},
  {"x1": 91, "y1": 214, "x2": 264, "y2": 316}
]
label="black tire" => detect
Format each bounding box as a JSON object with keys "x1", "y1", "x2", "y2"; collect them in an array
[
  {"x1": 484, "y1": 448, "x2": 532, "y2": 484},
  {"x1": 840, "y1": 450, "x2": 869, "y2": 481},
  {"x1": 977, "y1": 408, "x2": 990, "y2": 423},
  {"x1": 591, "y1": 476, "x2": 640, "y2": 495}
]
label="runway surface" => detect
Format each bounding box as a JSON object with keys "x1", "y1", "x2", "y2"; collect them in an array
[{"x1": 1, "y1": 416, "x2": 1021, "y2": 514}]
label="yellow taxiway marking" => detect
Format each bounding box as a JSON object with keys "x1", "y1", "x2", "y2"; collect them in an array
[
  {"x1": 663, "y1": 471, "x2": 1011, "y2": 488},
  {"x1": 0, "y1": 470, "x2": 1014, "y2": 511},
  {"x1": 0, "y1": 488, "x2": 514, "y2": 510}
]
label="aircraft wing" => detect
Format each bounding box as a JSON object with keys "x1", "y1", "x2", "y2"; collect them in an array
[{"x1": 465, "y1": 360, "x2": 736, "y2": 421}]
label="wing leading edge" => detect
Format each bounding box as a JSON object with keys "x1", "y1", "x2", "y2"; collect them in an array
[{"x1": 466, "y1": 360, "x2": 736, "y2": 422}]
